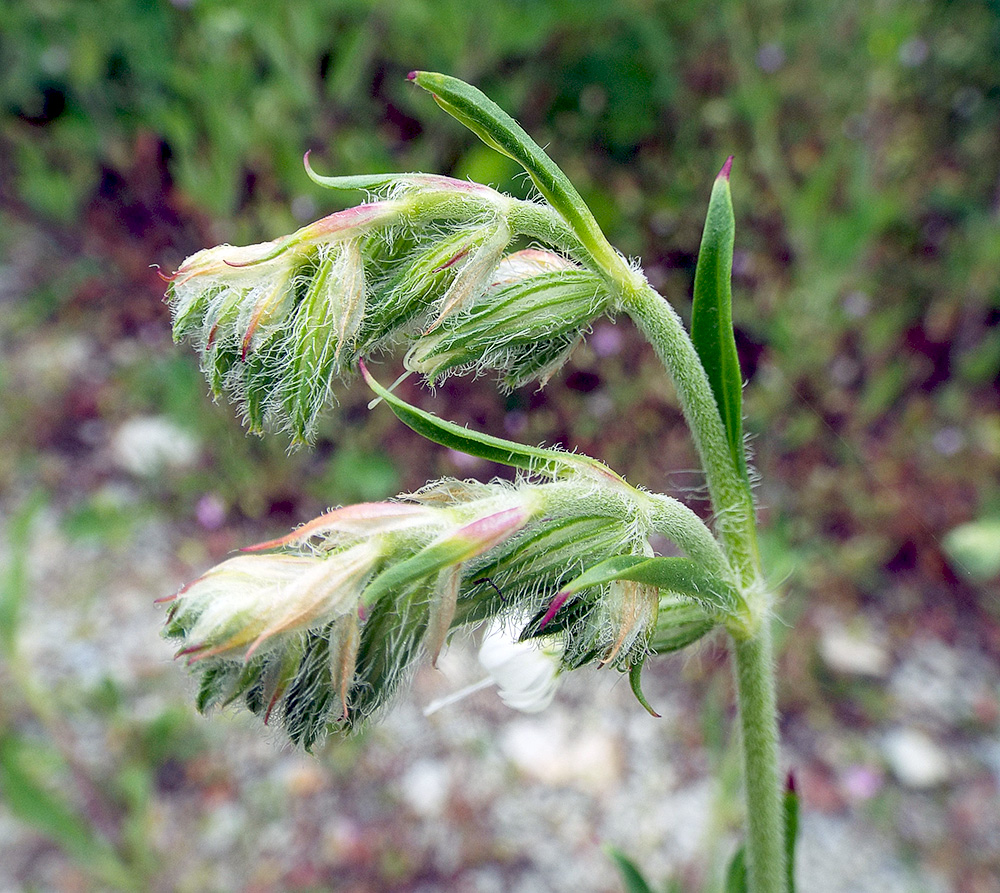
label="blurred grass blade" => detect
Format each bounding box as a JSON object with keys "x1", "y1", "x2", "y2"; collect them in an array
[
  {"x1": 0, "y1": 734, "x2": 135, "y2": 891},
  {"x1": 0, "y1": 492, "x2": 44, "y2": 657},
  {"x1": 361, "y1": 361, "x2": 621, "y2": 481},
  {"x1": 606, "y1": 846, "x2": 657, "y2": 893},
  {"x1": 690, "y1": 158, "x2": 748, "y2": 482},
  {"x1": 408, "y1": 71, "x2": 624, "y2": 277}
]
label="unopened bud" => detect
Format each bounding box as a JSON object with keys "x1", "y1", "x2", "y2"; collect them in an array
[{"x1": 406, "y1": 249, "x2": 616, "y2": 387}]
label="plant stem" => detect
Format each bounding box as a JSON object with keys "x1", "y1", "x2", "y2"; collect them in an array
[
  {"x1": 624, "y1": 283, "x2": 758, "y2": 584},
  {"x1": 622, "y1": 282, "x2": 785, "y2": 892},
  {"x1": 733, "y1": 622, "x2": 786, "y2": 893}
]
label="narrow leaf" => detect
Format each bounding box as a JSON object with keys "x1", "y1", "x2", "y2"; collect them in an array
[
  {"x1": 628, "y1": 657, "x2": 661, "y2": 718},
  {"x1": 361, "y1": 361, "x2": 620, "y2": 481},
  {"x1": 408, "y1": 71, "x2": 624, "y2": 277},
  {"x1": 785, "y1": 773, "x2": 800, "y2": 893},
  {"x1": 0, "y1": 492, "x2": 44, "y2": 657},
  {"x1": 0, "y1": 735, "x2": 134, "y2": 890},
  {"x1": 690, "y1": 158, "x2": 748, "y2": 482},
  {"x1": 724, "y1": 845, "x2": 748, "y2": 893},
  {"x1": 606, "y1": 846, "x2": 658, "y2": 893},
  {"x1": 555, "y1": 555, "x2": 742, "y2": 618}
]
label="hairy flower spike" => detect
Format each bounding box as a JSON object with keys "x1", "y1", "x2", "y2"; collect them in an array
[
  {"x1": 167, "y1": 153, "x2": 620, "y2": 440},
  {"x1": 162, "y1": 465, "x2": 722, "y2": 746}
]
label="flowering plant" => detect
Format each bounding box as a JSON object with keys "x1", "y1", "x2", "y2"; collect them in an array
[{"x1": 162, "y1": 72, "x2": 795, "y2": 893}]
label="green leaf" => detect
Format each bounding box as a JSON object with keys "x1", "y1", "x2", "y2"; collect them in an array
[
  {"x1": 690, "y1": 158, "x2": 748, "y2": 482},
  {"x1": 0, "y1": 734, "x2": 135, "y2": 891},
  {"x1": 785, "y1": 774, "x2": 800, "y2": 893},
  {"x1": 724, "y1": 774, "x2": 800, "y2": 893},
  {"x1": 556, "y1": 554, "x2": 742, "y2": 617},
  {"x1": 628, "y1": 657, "x2": 661, "y2": 718},
  {"x1": 361, "y1": 360, "x2": 621, "y2": 481},
  {"x1": 724, "y1": 845, "x2": 748, "y2": 893},
  {"x1": 0, "y1": 492, "x2": 44, "y2": 657},
  {"x1": 606, "y1": 846, "x2": 658, "y2": 893},
  {"x1": 408, "y1": 71, "x2": 625, "y2": 279}
]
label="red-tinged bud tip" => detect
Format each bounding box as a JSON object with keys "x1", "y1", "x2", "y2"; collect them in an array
[
  {"x1": 785, "y1": 770, "x2": 797, "y2": 794},
  {"x1": 538, "y1": 590, "x2": 570, "y2": 630},
  {"x1": 718, "y1": 155, "x2": 734, "y2": 181},
  {"x1": 406, "y1": 71, "x2": 418, "y2": 81}
]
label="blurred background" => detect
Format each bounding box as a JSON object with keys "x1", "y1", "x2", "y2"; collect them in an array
[{"x1": 1, "y1": 1, "x2": 998, "y2": 891}]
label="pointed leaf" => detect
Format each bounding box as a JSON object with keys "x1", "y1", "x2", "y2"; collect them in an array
[
  {"x1": 606, "y1": 846, "x2": 658, "y2": 893},
  {"x1": 408, "y1": 71, "x2": 626, "y2": 278},
  {"x1": 361, "y1": 361, "x2": 621, "y2": 481},
  {"x1": 785, "y1": 773, "x2": 800, "y2": 893},
  {"x1": 724, "y1": 845, "x2": 748, "y2": 893},
  {"x1": 691, "y1": 158, "x2": 748, "y2": 482},
  {"x1": 628, "y1": 657, "x2": 661, "y2": 718},
  {"x1": 555, "y1": 555, "x2": 741, "y2": 618}
]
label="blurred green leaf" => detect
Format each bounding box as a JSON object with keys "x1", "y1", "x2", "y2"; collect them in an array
[
  {"x1": 0, "y1": 492, "x2": 44, "y2": 657},
  {"x1": 0, "y1": 733, "x2": 135, "y2": 891},
  {"x1": 943, "y1": 517, "x2": 1000, "y2": 580},
  {"x1": 607, "y1": 846, "x2": 657, "y2": 893}
]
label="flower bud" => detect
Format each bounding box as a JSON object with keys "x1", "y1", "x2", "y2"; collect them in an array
[
  {"x1": 598, "y1": 579, "x2": 660, "y2": 668},
  {"x1": 163, "y1": 543, "x2": 381, "y2": 663},
  {"x1": 406, "y1": 249, "x2": 616, "y2": 388}
]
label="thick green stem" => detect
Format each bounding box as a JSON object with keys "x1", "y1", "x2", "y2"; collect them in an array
[
  {"x1": 622, "y1": 280, "x2": 783, "y2": 891},
  {"x1": 733, "y1": 623, "x2": 786, "y2": 893},
  {"x1": 624, "y1": 283, "x2": 759, "y2": 585}
]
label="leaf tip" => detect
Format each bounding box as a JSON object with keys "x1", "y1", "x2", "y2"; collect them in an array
[
  {"x1": 718, "y1": 155, "x2": 734, "y2": 181},
  {"x1": 406, "y1": 70, "x2": 419, "y2": 82}
]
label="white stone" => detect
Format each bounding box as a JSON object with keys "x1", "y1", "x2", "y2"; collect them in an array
[
  {"x1": 501, "y1": 715, "x2": 622, "y2": 794},
  {"x1": 111, "y1": 415, "x2": 200, "y2": 476},
  {"x1": 882, "y1": 727, "x2": 951, "y2": 789},
  {"x1": 398, "y1": 759, "x2": 452, "y2": 818},
  {"x1": 819, "y1": 623, "x2": 891, "y2": 678}
]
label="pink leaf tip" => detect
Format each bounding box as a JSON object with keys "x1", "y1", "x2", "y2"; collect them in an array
[
  {"x1": 718, "y1": 155, "x2": 734, "y2": 181},
  {"x1": 406, "y1": 71, "x2": 418, "y2": 81}
]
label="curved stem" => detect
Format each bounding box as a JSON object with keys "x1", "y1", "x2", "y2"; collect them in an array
[{"x1": 624, "y1": 283, "x2": 759, "y2": 588}]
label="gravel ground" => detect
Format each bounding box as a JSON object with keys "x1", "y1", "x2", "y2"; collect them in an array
[{"x1": 2, "y1": 501, "x2": 985, "y2": 893}]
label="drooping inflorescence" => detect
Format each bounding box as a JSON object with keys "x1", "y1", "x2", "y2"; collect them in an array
[
  {"x1": 166, "y1": 170, "x2": 618, "y2": 442},
  {"x1": 161, "y1": 470, "x2": 724, "y2": 748}
]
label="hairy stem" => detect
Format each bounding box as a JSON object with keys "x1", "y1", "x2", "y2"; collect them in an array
[
  {"x1": 733, "y1": 622, "x2": 786, "y2": 893},
  {"x1": 623, "y1": 283, "x2": 759, "y2": 588}
]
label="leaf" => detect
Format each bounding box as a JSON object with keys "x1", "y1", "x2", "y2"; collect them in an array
[
  {"x1": 0, "y1": 492, "x2": 44, "y2": 657},
  {"x1": 724, "y1": 773, "x2": 800, "y2": 893},
  {"x1": 554, "y1": 554, "x2": 742, "y2": 618},
  {"x1": 785, "y1": 773, "x2": 800, "y2": 893},
  {"x1": 724, "y1": 845, "x2": 748, "y2": 893},
  {"x1": 606, "y1": 846, "x2": 658, "y2": 893},
  {"x1": 628, "y1": 657, "x2": 660, "y2": 718},
  {"x1": 361, "y1": 360, "x2": 621, "y2": 482},
  {"x1": 0, "y1": 734, "x2": 135, "y2": 890},
  {"x1": 408, "y1": 71, "x2": 624, "y2": 277},
  {"x1": 690, "y1": 158, "x2": 748, "y2": 482}
]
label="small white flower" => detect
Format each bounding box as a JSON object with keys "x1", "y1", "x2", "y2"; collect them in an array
[
  {"x1": 424, "y1": 617, "x2": 564, "y2": 716},
  {"x1": 478, "y1": 619, "x2": 564, "y2": 713}
]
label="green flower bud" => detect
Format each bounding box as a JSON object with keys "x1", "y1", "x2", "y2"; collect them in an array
[{"x1": 407, "y1": 248, "x2": 617, "y2": 387}]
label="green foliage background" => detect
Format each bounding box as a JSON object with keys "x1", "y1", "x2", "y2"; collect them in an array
[{"x1": 1, "y1": 0, "x2": 998, "y2": 890}]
